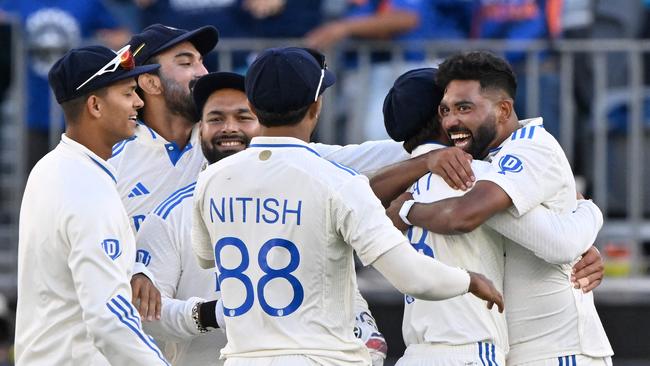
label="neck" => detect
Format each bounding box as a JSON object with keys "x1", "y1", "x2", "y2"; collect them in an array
[
  {"x1": 259, "y1": 121, "x2": 313, "y2": 143},
  {"x1": 66, "y1": 123, "x2": 113, "y2": 161},
  {"x1": 141, "y1": 99, "x2": 195, "y2": 149}
]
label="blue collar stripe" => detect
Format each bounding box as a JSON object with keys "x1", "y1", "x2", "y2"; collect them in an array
[
  {"x1": 87, "y1": 155, "x2": 116, "y2": 183},
  {"x1": 249, "y1": 143, "x2": 321, "y2": 157}
]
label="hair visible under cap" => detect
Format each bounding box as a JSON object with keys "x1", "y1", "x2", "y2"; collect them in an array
[
  {"x1": 253, "y1": 104, "x2": 311, "y2": 127},
  {"x1": 60, "y1": 88, "x2": 108, "y2": 123},
  {"x1": 402, "y1": 116, "x2": 443, "y2": 154},
  {"x1": 436, "y1": 51, "x2": 517, "y2": 99}
]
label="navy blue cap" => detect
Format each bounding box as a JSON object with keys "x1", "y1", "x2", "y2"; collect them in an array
[
  {"x1": 245, "y1": 47, "x2": 335, "y2": 113},
  {"x1": 129, "y1": 24, "x2": 219, "y2": 64},
  {"x1": 193, "y1": 72, "x2": 245, "y2": 115},
  {"x1": 383, "y1": 68, "x2": 444, "y2": 141},
  {"x1": 48, "y1": 45, "x2": 160, "y2": 104}
]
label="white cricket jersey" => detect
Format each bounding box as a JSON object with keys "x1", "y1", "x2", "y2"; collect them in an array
[
  {"x1": 478, "y1": 118, "x2": 613, "y2": 364},
  {"x1": 192, "y1": 136, "x2": 409, "y2": 365},
  {"x1": 402, "y1": 143, "x2": 508, "y2": 355},
  {"x1": 136, "y1": 181, "x2": 226, "y2": 365},
  {"x1": 109, "y1": 121, "x2": 408, "y2": 234},
  {"x1": 109, "y1": 121, "x2": 205, "y2": 233},
  {"x1": 15, "y1": 134, "x2": 168, "y2": 366}
]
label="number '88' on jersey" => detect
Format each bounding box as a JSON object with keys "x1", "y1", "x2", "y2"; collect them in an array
[{"x1": 214, "y1": 236, "x2": 304, "y2": 317}]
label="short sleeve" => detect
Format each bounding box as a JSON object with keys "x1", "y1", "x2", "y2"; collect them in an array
[
  {"x1": 478, "y1": 138, "x2": 562, "y2": 217},
  {"x1": 331, "y1": 176, "x2": 407, "y2": 265}
]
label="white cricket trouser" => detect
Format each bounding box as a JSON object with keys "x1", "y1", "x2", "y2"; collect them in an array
[
  {"x1": 396, "y1": 342, "x2": 506, "y2": 366},
  {"x1": 511, "y1": 355, "x2": 613, "y2": 366},
  {"x1": 224, "y1": 355, "x2": 324, "y2": 366}
]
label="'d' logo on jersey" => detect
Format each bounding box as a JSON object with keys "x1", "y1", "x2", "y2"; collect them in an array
[
  {"x1": 498, "y1": 154, "x2": 523, "y2": 175},
  {"x1": 101, "y1": 239, "x2": 122, "y2": 260},
  {"x1": 136, "y1": 249, "x2": 151, "y2": 267}
]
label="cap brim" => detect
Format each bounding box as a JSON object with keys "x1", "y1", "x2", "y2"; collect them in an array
[
  {"x1": 319, "y1": 69, "x2": 336, "y2": 95},
  {"x1": 193, "y1": 72, "x2": 245, "y2": 116},
  {"x1": 155, "y1": 25, "x2": 219, "y2": 57}
]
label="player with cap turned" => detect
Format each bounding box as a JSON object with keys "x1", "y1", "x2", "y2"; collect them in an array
[
  {"x1": 191, "y1": 47, "x2": 504, "y2": 366},
  {"x1": 15, "y1": 45, "x2": 169, "y2": 365}
]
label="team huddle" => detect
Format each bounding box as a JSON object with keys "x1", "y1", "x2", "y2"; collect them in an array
[{"x1": 15, "y1": 23, "x2": 614, "y2": 366}]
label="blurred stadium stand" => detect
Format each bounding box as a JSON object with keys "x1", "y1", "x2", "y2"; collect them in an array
[{"x1": 2, "y1": 16, "x2": 650, "y2": 365}]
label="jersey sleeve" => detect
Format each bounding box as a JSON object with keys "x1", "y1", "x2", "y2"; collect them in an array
[
  {"x1": 136, "y1": 214, "x2": 207, "y2": 342},
  {"x1": 478, "y1": 137, "x2": 563, "y2": 216},
  {"x1": 486, "y1": 199, "x2": 602, "y2": 264},
  {"x1": 65, "y1": 200, "x2": 169, "y2": 366},
  {"x1": 191, "y1": 180, "x2": 215, "y2": 269},
  {"x1": 311, "y1": 140, "x2": 410, "y2": 177},
  {"x1": 331, "y1": 176, "x2": 408, "y2": 266}
]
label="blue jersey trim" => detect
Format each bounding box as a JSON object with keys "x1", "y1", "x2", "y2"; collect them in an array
[
  {"x1": 111, "y1": 135, "x2": 137, "y2": 157},
  {"x1": 137, "y1": 120, "x2": 157, "y2": 139},
  {"x1": 478, "y1": 342, "x2": 487, "y2": 366},
  {"x1": 154, "y1": 181, "x2": 197, "y2": 216},
  {"x1": 328, "y1": 160, "x2": 359, "y2": 176},
  {"x1": 87, "y1": 155, "x2": 117, "y2": 183},
  {"x1": 249, "y1": 143, "x2": 321, "y2": 157},
  {"x1": 159, "y1": 192, "x2": 194, "y2": 219},
  {"x1": 165, "y1": 142, "x2": 193, "y2": 166},
  {"x1": 106, "y1": 295, "x2": 169, "y2": 365}
]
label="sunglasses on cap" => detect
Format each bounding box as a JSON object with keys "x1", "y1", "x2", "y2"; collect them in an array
[{"x1": 75, "y1": 44, "x2": 142, "y2": 91}]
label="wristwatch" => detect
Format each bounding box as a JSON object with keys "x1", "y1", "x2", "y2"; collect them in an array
[{"x1": 399, "y1": 199, "x2": 416, "y2": 226}]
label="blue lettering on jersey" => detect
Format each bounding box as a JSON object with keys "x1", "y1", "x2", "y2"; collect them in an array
[
  {"x1": 498, "y1": 154, "x2": 523, "y2": 175},
  {"x1": 133, "y1": 215, "x2": 146, "y2": 231},
  {"x1": 209, "y1": 197, "x2": 302, "y2": 226},
  {"x1": 101, "y1": 239, "x2": 122, "y2": 260},
  {"x1": 136, "y1": 249, "x2": 151, "y2": 266}
]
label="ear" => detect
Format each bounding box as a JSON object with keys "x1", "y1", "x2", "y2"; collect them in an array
[
  {"x1": 138, "y1": 73, "x2": 162, "y2": 95},
  {"x1": 86, "y1": 95, "x2": 102, "y2": 118},
  {"x1": 496, "y1": 98, "x2": 514, "y2": 123}
]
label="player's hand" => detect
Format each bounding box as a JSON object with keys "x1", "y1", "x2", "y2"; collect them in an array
[
  {"x1": 386, "y1": 192, "x2": 413, "y2": 231},
  {"x1": 468, "y1": 271, "x2": 504, "y2": 313},
  {"x1": 131, "y1": 273, "x2": 161, "y2": 321},
  {"x1": 425, "y1": 147, "x2": 474, "y2": 191},
  {"x1": 572, "y1": 246, "x2": 604, "y2": 293}
]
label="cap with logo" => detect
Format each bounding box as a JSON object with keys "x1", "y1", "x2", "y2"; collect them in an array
[
  {"x1": 245, "y1": 47, "x2": 335, "y2": 113},
  {"x1": 128, "y1": 24, "x2": 219, "y2": 65},
  {"x1": 48, "y1": 45, "x2": 160, "y2": 104},
  {"x1": 383, "y1": 67, "x2": 444, "y2": 142}
]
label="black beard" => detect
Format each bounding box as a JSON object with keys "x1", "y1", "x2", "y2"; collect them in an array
[
  {"x1": 201, "y1": 134, "x2": 251, "y2": 164},
  {"x1": 160, "y1": 74, "x2": 199, "y2": 123},
  {"x1": 468, "y1": 116, "x2": 498, "y2": 160}
]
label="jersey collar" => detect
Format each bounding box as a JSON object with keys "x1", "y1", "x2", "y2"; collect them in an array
[
  {"x1": 136, "y1": 120, "x2": 199, "y2": 165},
  {"x1": 60, "y1": 134, "x2": 117, "y2": 183},
  {"x1": 249, "y1": 136, "x2": 321, "y2": 157},
  {"x1": 485, "y1": 117, "x2": 544, "y2": 162}
]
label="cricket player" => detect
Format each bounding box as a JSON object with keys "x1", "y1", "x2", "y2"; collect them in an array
[
  {"x1": 15, "y1": 45, "x2": 169, "y2": 365},
  {"x1": 192, "y1": 47, "x2": 504, "y2": 366},
  {"x1": 113, "y1": 24, "x2": 416, "y2": 322},
  {"x1": 395, "y1": 52, "x2": 613, "y2": 365},
  {"x1": 137, "y1": 71, "x2": 427, "y2": 365},
  {"x1": 380, "y1": 68, "x2": 604, "y2": 365}
]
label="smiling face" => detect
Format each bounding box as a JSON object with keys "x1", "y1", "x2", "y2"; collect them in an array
[
  {"x1": 438, "y1": 80, "x2": 504, "y2": 159},
  {"x1": 200, "y1": 88, "x2": 260, "y2": 164},
  {"x1": 155, "y1": 41, "x2": 208, "y2": 121},
  {"x1": 98, "y1": 78, "x2": 143, "y2": 143}
]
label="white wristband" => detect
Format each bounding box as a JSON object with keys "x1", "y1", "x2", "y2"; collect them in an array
[
  {"x1": 399, "y1": 199, "x2": 416, "y2": 226},
  {"x1": 215, "y1": 298, "x2": 226, "y2": 331}
]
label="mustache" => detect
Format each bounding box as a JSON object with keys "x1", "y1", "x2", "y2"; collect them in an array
[{"x1": 446, "y1": 126, "x2": 472, "y2": 135}]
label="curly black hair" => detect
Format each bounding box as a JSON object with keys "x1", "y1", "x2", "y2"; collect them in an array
[{"x1": 436, "y1": 51, "x2": 517, "y2": 99}]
